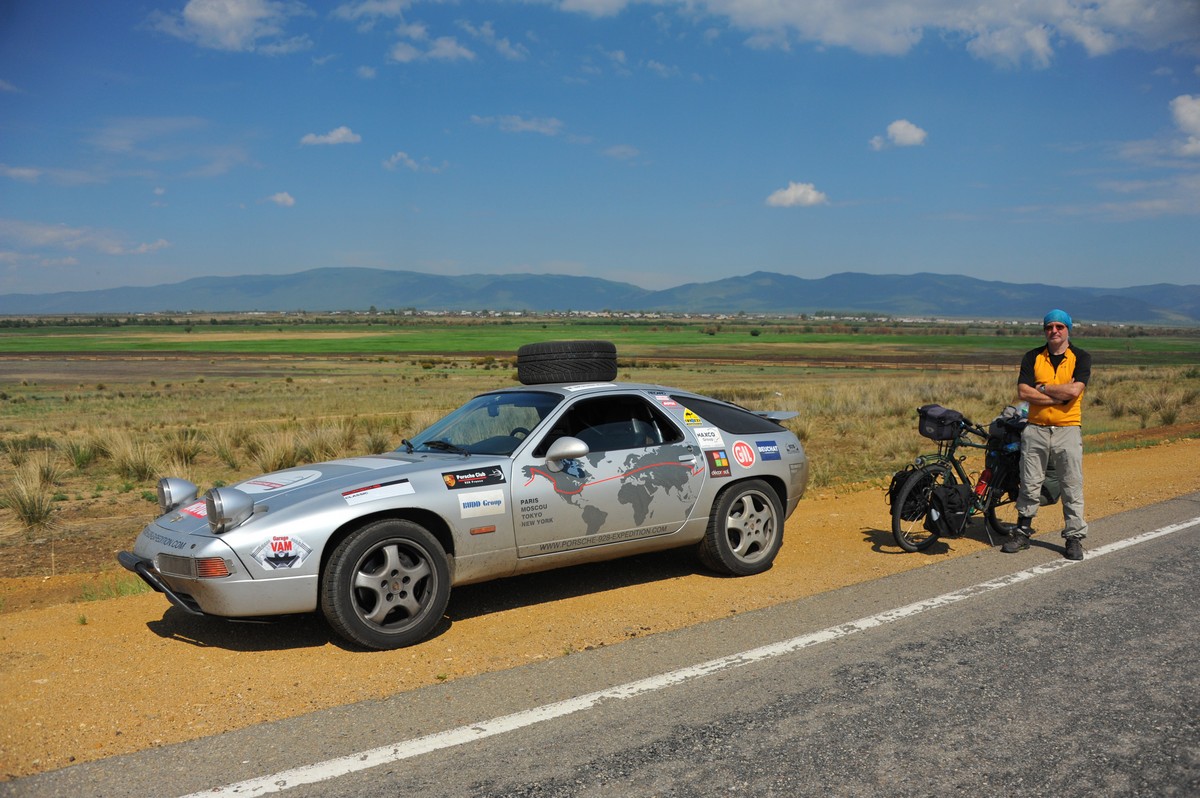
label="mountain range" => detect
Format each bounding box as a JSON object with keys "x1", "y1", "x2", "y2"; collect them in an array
[{"x1": 2, "y1": 268, "x2": 1198, "y2": 325}]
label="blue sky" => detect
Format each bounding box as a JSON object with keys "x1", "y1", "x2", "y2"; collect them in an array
[{"x1": 1, "y1": 0, "x2": 1198, "y2": 297}]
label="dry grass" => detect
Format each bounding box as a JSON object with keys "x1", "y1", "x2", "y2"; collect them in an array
[{"x1": 1, "y1": 356, "x2": 1197, "y2": 541}]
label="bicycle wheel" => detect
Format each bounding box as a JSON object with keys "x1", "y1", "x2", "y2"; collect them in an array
[
  {"x1": 984, "y1": 460, "x2": 1021, "y2": 540},
  {"x1": 891, "y1": 463, "x2": 954, "y2": 552}
]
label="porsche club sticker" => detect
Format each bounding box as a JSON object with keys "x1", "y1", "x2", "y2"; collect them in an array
[
  {"x1": 706, "y1": 449, "x2": 732, "y2": 478},
  {"x1": 252, "y1": 535, "x2": 312, "y2": 570},
  {"x1": 459, "y1": 489, "x2": 505, "y2": 518},
  {"x1": 342, "y1": 478, "x2": 416, "y2": 506},
  {"x1": 443, "y1": 467, "x2": 505, "y2": 490},
  {"x1": 731, "y1": 440, "x2": 756, "y2": 468}
]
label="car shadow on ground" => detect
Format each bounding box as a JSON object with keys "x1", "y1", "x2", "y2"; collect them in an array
[
  {"x1": 141, "y1": 548, "x2": 713, "y2": 652},
  {"x1": 146, "y1": 608, "x2": 338, "y2": 651}
]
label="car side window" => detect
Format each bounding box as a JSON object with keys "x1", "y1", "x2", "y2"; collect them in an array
[{"x1": 534, "y1": 395, "x2": 683, "y2": 456}]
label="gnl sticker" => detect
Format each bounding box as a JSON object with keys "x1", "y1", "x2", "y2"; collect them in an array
[{"x1": 731, "y1": 440, "x2": 756, "y2": 468}]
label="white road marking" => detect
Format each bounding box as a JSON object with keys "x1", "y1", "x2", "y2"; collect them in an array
[{"x1": 181, "y1": 517, "x2": 1200, "y2": 797}]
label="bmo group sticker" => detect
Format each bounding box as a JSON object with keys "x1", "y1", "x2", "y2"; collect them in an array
[{"x1": 731, "y1": 440, "x2": 756, "y2": 468}]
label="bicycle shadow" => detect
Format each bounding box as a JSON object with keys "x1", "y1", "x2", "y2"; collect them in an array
[{"x1": 862, "y1": 518, "x2": 1008, "y2": 555}]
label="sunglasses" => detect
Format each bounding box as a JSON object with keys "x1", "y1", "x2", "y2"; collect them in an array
[{"x1": 1044, "y1": 323, "x2": 1067, "y2": 332}]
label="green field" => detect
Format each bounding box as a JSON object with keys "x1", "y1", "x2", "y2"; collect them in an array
[{"x1": 3, "y1": 318, "x2": 1198, "y2": 365}]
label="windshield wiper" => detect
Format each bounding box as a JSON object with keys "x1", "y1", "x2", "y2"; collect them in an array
[
  {"x1": 420, "y1": 440, "x2": 471, "y2": 457},
  {"x1": 400, "y1": 439, "x2": 414, "y2": 454}
]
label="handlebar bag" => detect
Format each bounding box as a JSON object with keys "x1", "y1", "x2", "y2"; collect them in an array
[{"x1": 917, "y1": 404, "x2": 963, "y2": 441}]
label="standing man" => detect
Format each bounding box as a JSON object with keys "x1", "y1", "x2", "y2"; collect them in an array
[{"x1": 1002, "y1": 309, "x2": 1092, "y2": 560}]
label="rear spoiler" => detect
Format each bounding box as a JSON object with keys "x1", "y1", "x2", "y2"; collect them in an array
[{"x1": 755, "y1": 410, "x2": 798, "y2": 421}]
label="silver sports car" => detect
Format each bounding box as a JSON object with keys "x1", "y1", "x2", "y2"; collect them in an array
[{"x1": 119, "y1": 361, "x2": 808, "y2": 650}]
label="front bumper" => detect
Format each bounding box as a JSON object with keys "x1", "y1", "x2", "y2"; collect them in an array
[{"x1": 118, "y1": 550, "x2": 205, "y2": 615}]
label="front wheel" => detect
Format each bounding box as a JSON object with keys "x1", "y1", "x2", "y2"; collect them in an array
[
  {"x1": 321, "y1": 519, "x2": 451, "y2": 650},
  {"x1": 891, "y1": 464, "x2": 954, "y2": 552},
  {"x1": 699, "y1": 479, "x2": 784, "y2": 576}
]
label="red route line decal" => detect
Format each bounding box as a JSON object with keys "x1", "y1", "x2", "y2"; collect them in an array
[{"x1": 523, "y1": 462, "x2": 704, "y2": 495}]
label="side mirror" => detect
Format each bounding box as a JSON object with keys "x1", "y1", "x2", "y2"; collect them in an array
[{"x1": 544, "y1": 436, "x2": 589, "y2": 472}]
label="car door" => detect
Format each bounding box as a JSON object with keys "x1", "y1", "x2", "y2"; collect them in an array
[{"x1": 509, "y1": 392, "x2": 705, "y2": 558}]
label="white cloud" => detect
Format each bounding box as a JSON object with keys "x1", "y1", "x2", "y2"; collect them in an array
[
  {"x1": 388, "y1": 31, "x2": 475, "y2": 63},
  {"x1": 1, "y1": 164, "x2": 41, "y2": 182},
  {"x1": 556, "y1": 1, "x2": 1200, "y2": 66},
  {"x1": 1170, "y1": 94, "x2": 1200, "y2": 155},
  {"x1": 299, "y1": 126, "x2": 362, "y2": 146},
  {"x1": 383, "y1": 151, "x2": 444, "y2": 172},
  {"x1": 0, "y1": 218, "x2": 170, "y2": 256},
  {"x1": 603, "y1": 144, "x2": 640, "y2": 160},
  {"x1": 426, "y1": 37, "x2": 475, "y2": 61},
  {"x1": 332, "y1": 0, "x2": 409, "y2": 24},
  {"x1": 459, "y1": 20, "x2": 529, "y2": 61},
  {"x1": 267, "y1": 192, "x2": 295, "y2": 206},
  {"x1": 472, "y1": 115, "x2": 565, "y2": 136},
  {"x1": 766, "y1": 181, "x2": 829, "y2": 207},
  {"x1": 871, "y1": 119, "x2": 929, "y2": 150},
  {"x1": 150, "y1": 0, "x2": 312, "y2": 54},
  {"x1": 0, "y1": 79, "x2": 19, "y2": 92},
  {"x1": 357, "y1": 65, "x2": 377, "y2": 79}
]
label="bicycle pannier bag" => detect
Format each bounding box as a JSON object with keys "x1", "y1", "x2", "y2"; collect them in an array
[
  {"x1": 917, "y1": 404, "x2": 963, "y2": 441},
  {"x1": 924, "y1": 482, "x2": 971, "y2": 537}
]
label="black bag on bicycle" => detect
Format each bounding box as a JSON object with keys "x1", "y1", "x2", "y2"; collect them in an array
[
  {"x1": 924, "y1": 482, "x2": 972, "y2": 538},
  {"x1": 917, "y1": 404, "x2": 963, "y2": 441},
  {"x1": 886, "y1": 464, "x2": 934, "y2": 521}
]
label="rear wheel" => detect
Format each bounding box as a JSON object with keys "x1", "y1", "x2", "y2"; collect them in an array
[
  {"x1": 984, "y1": 460, "x2": 1021, "y2": 540},
  {"x1": 891, "y1": 464, "x2": 953, "y2": 552},
  {"x1": 321, "y1": 519, "x2": 450, "y2": 650},
  {"x1": 699, "y1": 479, "x2": 784, "y2": 576}
]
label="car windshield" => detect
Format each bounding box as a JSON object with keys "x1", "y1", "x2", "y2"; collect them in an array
[{"x1": 407, "y1": 391, "x2": 563, "y2": 456}]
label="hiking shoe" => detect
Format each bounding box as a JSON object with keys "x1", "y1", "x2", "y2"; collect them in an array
[
  {"x1": 1065, "y1": 537, "x2": 1084, "y2": 561},
  {"x1": 1001, "y1": 527, "x2": 1031, "y2": 553}
]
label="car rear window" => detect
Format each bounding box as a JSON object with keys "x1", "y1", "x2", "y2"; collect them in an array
[{"x1": 670, "y1": 395, "x2": 786, "y2": 434}]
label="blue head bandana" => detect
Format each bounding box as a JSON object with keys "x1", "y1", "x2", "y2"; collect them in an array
[{"x1": 1043, "y1": 309, "x2": 1072, "y2": 330}]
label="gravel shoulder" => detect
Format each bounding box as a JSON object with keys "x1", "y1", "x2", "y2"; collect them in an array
[{"x1": 1, "y1": 438, "x2": 1198, "y2": 780}]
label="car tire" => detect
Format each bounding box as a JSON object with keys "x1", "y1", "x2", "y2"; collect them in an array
[
  {"x1": 698, "y1": 479, "x2": 784, "y2": 576},
  {"x1": 320, "y1": 519, "x2": 450, "y2": 650},
  {"x1": 516, "y1": 340, "x2": 618, "y2": 385}
]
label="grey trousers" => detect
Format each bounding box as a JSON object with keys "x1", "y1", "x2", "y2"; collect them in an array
[{"x1": 1018, "y1": 423, "x2": 1087, "y2": 539}]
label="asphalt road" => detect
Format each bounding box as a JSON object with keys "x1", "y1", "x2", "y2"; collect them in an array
[{"x1": 8, "y1": 493, "x2": 1199, "y2": 798}]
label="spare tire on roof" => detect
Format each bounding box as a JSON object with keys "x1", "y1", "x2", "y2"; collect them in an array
[{"x1": 516, "y1": 340, "x2": 618, "y2": 385}]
